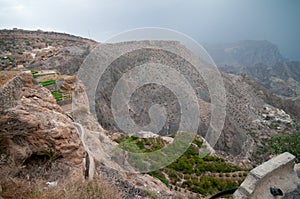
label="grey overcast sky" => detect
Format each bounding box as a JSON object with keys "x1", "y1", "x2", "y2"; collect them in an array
[{"x1": 0, "y1": 0, "x2": 300, "y2": 61}]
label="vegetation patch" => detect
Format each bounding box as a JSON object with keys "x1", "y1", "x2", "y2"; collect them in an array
[
  {"x1": 117, "y1": 135, "x2": 247, "y2": 196},
  {"x1": 148, "y1": 171, "x2": 169, "y2": 186},
  {"x1": 255, "y1": 132, "x2": 300, "y2": 163},
  {"x1": 32, "y1": 70, "x2": 56, "y2": 78},
  {"x1": 162, "y1": 144, "x2": 245, "y2": 195},
  {"x1": 182, "y1": 176, "x2": 239, "y2": 195},
  {"x1": 51, "y1": 90, "x2": 63, "y2": 101},
  {"x1": 39, "y1": 79, "x2": 56, "y2": 86},
  {"x1": 116, "y1": 135, "x2": 165, "y2": 153}
]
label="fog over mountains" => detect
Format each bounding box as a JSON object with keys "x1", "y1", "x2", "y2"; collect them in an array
[
  {"x1": 204, "y1": 40, "x2": 287, "y2": 67},
  {"x1": 204, "y1": 40, "x2": 300, "y2": 99}
]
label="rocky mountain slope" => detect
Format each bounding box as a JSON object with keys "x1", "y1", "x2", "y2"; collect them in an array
[
  {"x1": 0, "y1": 69, "x2": 249, "y2": 198},
  {"x1": 1, "y1": 30, "x2": 299, "y2": 162},
  {"x1": 0, "y1": 70, "x2": 176, "y2": 199},
  {"x1": 0, "y1": 29, "x2": 299, "y2": 198},
  {"x1": 0, "y1": 29, "x2": 97, "y2": 75},
  {"x1": 91, "y1": 41, "x2": 300, "y2": 165},
  {"x1": 204, "y1": 40, "x2": 300, "y2": 100},
  {"x1": 220, "y1": 61, "x2": 300, "y2": 99},
  {"x1": 204, "y1": 40, "x2": 286, "y2": 68}
]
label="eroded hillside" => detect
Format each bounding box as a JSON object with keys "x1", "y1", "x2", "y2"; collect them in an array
[{"x1": 0, "y1": 29, "x2": 97, "y2": 74}]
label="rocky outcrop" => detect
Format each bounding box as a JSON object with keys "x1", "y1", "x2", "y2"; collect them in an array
[{"x1": 0, "y1": 71, "x2": 85, "y2": 180}]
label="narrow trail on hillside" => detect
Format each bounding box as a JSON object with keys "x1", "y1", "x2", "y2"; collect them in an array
[{"x1": 74, "y1": 122, "x2": 96, "y2": 179}]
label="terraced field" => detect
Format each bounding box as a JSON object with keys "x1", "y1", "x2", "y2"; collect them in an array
[{"x1": 116, "y1": 134, "x2": 249, "y2": 197}]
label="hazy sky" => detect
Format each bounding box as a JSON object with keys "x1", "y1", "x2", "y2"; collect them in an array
[{"x1": 1, "y1": 0, "x2": 300, "y2": 60}]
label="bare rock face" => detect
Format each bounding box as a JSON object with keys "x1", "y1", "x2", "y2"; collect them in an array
[{"x1": 0, "y1": 71, "x2": 85, "y2": 180}]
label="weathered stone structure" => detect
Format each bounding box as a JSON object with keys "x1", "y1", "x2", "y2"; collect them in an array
[{"x1": 234, "y1": 152, "x2": 300, "y2": 199}]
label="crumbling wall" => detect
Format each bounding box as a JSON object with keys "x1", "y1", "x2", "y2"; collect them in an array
[{"x1": 233, "y1": 152, "x2": 299, "y2": 199}]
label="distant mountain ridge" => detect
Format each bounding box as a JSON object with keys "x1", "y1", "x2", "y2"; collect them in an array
[
  {"x1": 204, "y1": 40, "x2": 300, "y2": 99},
  {"x1": 204, "y1": 40, "x2": 287, "y2": 67}
]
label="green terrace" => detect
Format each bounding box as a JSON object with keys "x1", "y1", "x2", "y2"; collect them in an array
[
  {"x1": 31, "y1": 70, "x2": 56, "y2": 78},
  {"x1": 116, "y1": 135, "x2": 249, "y2": 196},
  {"x1": 39, "y1": 79, "x2": 56, "y2": 86},
  {"x1": 51, "y1": 90, "x2": 64, "y2": 101},
  {"x1": 31, "y1": 70, "x2": 71, "y2": 102}
]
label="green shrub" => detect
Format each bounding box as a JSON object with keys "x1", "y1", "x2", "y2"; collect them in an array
[
  {"x1": 268, "y1": 133, "x2": 300, "y2": 162},
  {"x1": 264, "y1": 115, "x2": 272, "y2": 120},
  {"x1": 7, "y1": 56, "x2": 14, "y2": 62},
  {"x1": 148, "y1": 171, "x2": 169, "y2": 186},
  {"x1": 193, "y1": 139, "x2": 203, "y2": 148}
]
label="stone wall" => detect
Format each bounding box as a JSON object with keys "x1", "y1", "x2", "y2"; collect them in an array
[{"x1": 233, "y1": 152, "x2": 299, "y2": 199}]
